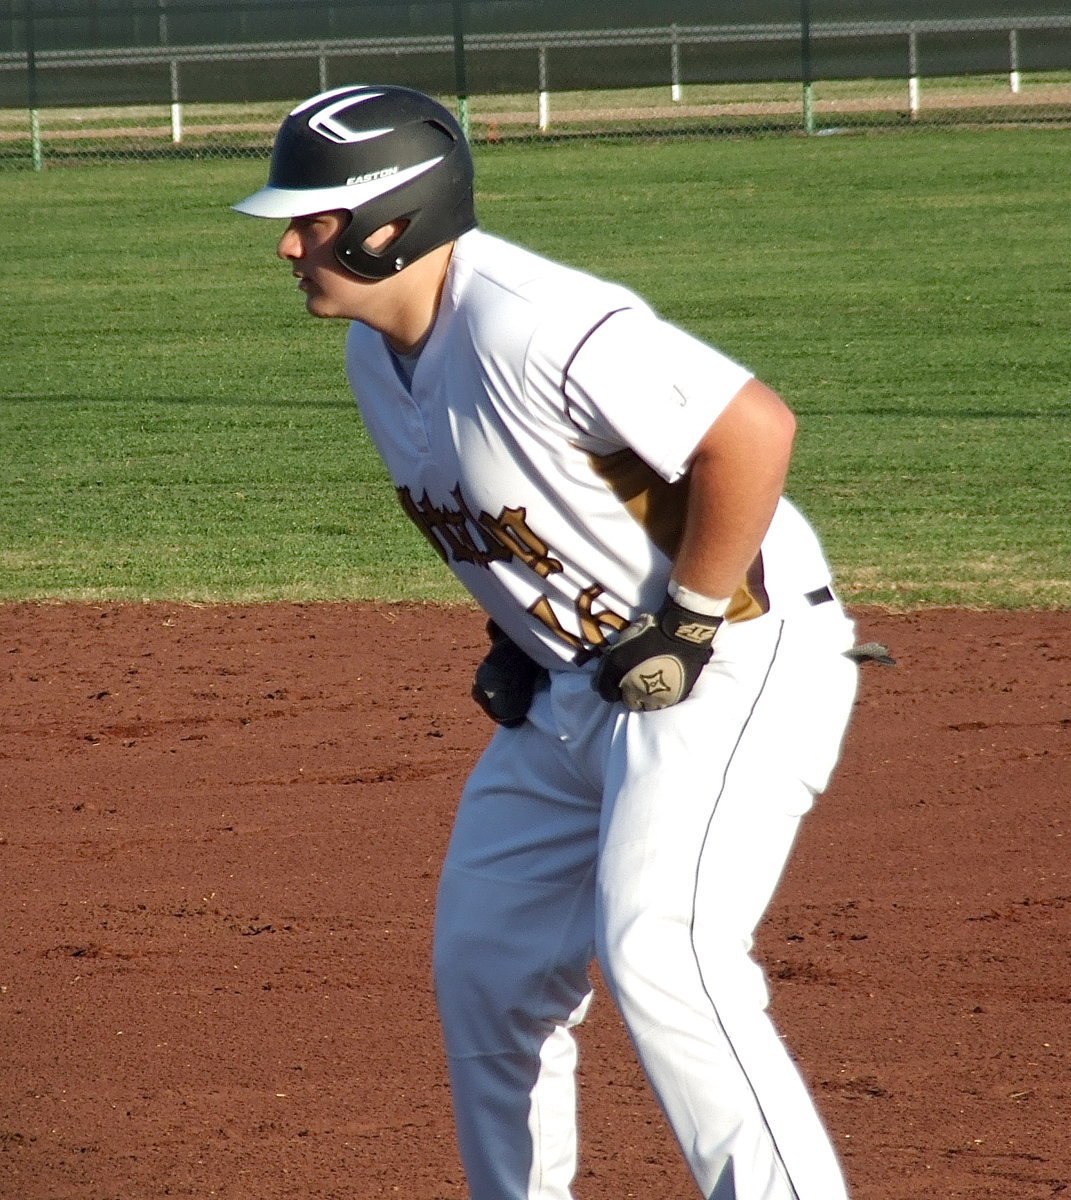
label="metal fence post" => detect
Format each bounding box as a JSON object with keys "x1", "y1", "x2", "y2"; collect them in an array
[
  {"x1": 451, "y1": 0, "x2": 469, "y2": 140},
  {"x1": 169, "y1": 59, "x2": 183, "y2": 142},
  {"x1": 1009, "y1": 29, "x2": 1021, "y2": 94},
  {"x1": 26, "y1": 0, "x2": 43, "y2": 170},
  {"x1": 800, "y1": 0, "x2": 815, "y2": 135},
  {"x1": 159, "y1": 0, "x2": 185, "y2": 144},
  {"x1": 908, "y1": 27, "x2": 920, "y2": 119},
  {"x1": 670, "y1": 24, "x2": 681, "y2": 102},
  {"x1": 538, "y1": 45, "x2": 549, "y2": 132}
]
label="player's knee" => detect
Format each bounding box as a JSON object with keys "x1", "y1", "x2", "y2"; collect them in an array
[
  {"x1": 434, "y1": 910, "x2": 591, "y2": 1058},
  {"x1": 599, "y1": 911, "x2": 770, "y2": 1021},
  {"x1": 433, "y1": 906, "x2": 535, "y2": 1022},
  {"x1": 432, "y1": 916, "x2": 489, "y2": 1003},
  {"x1": 434, "y1": 923, "x2": 583, "y2": 1013}
]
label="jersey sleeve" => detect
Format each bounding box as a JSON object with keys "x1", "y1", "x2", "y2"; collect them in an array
[{"x1": 561, "y1": 307, "x2": 754, "y2": 483}]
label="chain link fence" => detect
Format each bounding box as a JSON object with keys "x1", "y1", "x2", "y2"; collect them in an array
[{"x1": 3, "y1": 0, "x2": 1071, "y2": 167}]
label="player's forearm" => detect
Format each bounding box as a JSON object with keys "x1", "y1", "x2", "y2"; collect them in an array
[{"x1": 670, "y1": 379, "x2": 796, "y2": 606}]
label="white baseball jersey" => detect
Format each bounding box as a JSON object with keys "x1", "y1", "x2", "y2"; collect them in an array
[{"x1": 345, "y1": 228, "x2": 835, "y2": 668}]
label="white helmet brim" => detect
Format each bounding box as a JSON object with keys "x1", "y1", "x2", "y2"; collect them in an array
[{"x1": 232, "y1": 155, "x2": 444, "y2": 219}]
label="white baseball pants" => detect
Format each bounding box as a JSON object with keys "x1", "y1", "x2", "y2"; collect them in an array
[{"x1": 433, "y1": 599, "x2": 859, "y2": 1200}]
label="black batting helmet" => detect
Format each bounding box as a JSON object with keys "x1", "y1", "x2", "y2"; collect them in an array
[{"x1": 234, "y1": 84, "x2": 476, "y2": 279}]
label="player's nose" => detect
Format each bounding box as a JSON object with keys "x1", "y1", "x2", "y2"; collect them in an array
[{"x1": 277, "y1": 222, "x2": 302, "y2": 261}]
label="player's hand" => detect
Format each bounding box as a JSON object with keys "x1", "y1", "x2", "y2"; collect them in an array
[
  {"x1": 472, "y1": 621, "x2": 549, "y2": 727},
  {"x1": 593, "y1": 597, "x2": 722, "y2": 712}
]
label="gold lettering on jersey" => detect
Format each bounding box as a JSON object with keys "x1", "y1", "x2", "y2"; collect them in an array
[
  {"x1": 397, "y1": 487, "x2": 564, "y2": 577},
  {"x1": 397, "y1": 486, "x2": 514, "y2": 568},
  {"x1": 528, "y1": 585, "x2": 628, "y2": 653},
  {"x1": 576, "y1": 584, "x2": 629, "y2": 646},
  {"x1": 397, "y1": 487, "x2": 452, "y2": 563},
  {"x1": 482, "y1": 506, "x2": 563, "y2": 579},
  {"x1": 528, "y1": 595, "x2": 583, "y2": 651},
  {"x1": 396, "y1": 484, "x2": 630, "y2": 655}
]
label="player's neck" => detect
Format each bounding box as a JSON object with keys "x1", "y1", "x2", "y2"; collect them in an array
[{"x1": 375, "y1": 242, "x2": 455, "y2": 356}]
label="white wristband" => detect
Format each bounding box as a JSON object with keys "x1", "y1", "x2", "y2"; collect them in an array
[{"x1": 667, "y1": 580, "x2": 732, "y2": 619}]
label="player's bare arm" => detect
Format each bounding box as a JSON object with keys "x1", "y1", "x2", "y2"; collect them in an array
[
  {"x1": 594, "y1": 378, "x2": 797, "y2": 711},
  {"x1": 672, "y1": 377, "x2": 797, "y2": 604}
]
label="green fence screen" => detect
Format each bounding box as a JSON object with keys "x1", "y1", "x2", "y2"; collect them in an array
[{"x1": 2, "y1": 0, "x2": 1070, "y2": 164}]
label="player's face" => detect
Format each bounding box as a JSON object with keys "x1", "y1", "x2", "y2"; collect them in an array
[{"x1": 276, "y1": 210, "x2": 362, "y2": 319}]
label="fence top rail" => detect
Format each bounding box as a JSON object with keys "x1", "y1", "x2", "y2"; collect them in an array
[{"x1": 4, "y1": 15, "x2": 1071, "y2": 72}]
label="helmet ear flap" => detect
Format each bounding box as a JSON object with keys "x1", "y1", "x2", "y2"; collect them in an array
[{"x1": 334, "y1": 213, "x2": 413, "y2": 279}]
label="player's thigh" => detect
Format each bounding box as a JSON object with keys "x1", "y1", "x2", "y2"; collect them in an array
[
  {"x1": 597, "y1": 610, "x2": 855, "y2": 948},
  {"x1": 692, "y1": 608, "x2": 858, "y2": 934},
  {"x1": 441, "y1": 698, "x2": 604, "y2": 885},
  {"x1": 434, "y1": 707, "x2": 603, "y2": 1046}
]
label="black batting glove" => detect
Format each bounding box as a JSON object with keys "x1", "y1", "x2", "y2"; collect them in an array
[
  {"x1": 593, "y1": 597, "x2": 722, "y2": 712},
  {"x1": 472, "y1": 621, "x2": 549, "y2": 727}
]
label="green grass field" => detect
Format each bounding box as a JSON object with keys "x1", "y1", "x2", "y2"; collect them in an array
[{"x1": 1, "y1": 126, "x2": 1069, "y2": 607}]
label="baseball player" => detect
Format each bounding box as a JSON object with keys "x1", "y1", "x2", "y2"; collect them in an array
[{"x1": 235, "y1": 84, "x2": 860, "y2": 1200}]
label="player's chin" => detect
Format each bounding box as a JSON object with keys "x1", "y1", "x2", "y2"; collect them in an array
[{"x1": 303, "y1": 292, "x2": 343, "y2": 320}]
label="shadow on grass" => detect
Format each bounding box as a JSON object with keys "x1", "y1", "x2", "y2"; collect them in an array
[{"x1": 2, "y1": 393, "x2": 353, "y2": 409}]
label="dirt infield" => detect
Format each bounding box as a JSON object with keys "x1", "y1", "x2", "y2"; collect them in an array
[{"x1": 1, "y1": 602, "x2": 1068, "y2": 1200}]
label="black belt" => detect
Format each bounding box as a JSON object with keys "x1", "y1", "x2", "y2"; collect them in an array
[
  {"x1": 804, "y1": 586, "x2": 835, "y2": 607},
  {"x1": 801, "y1": 586, "x2": 896, "y2": 665}
]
